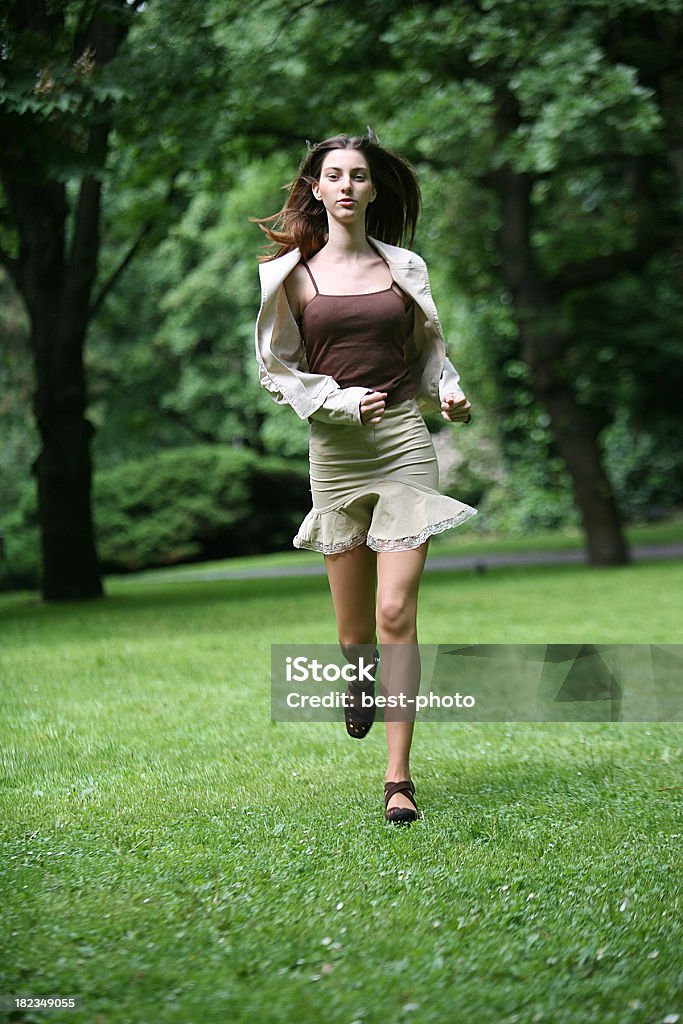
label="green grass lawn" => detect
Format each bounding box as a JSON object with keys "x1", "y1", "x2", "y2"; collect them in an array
[{"x1": 1, "y1": 559, "x2": 681, "y2": 1023}]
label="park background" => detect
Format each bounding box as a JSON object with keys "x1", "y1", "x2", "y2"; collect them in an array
[{"x1": 1, "y1": 2, "x2": 681, "y2": 1023}]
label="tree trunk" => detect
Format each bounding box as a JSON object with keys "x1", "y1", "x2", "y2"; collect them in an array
[
  {"x1": 15, "y1": 178, "x2": 104, "y2": 600},
  {"x1": 519, "y1": 302, "x2": 631, "y2": 567},
  {"x1": 535, "y1": 386, "x2": 630, "y2": 565},
  {"x1": 521, "y1": 318, "x2": 630, "y2": 565},
  {"x1": 35, "y1": 405, "x2": 102, "y2": 600},
  {"x1": 490, "y1": 97, "x2": 630, "y2": 565},
  {"x1": 1, "y1": 1, "x2": 132, "y2": 600}
]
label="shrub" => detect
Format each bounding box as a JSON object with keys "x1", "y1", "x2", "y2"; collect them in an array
[
  {"x1": 94, "y1": 446, "x2": 310, "y2": 571},
  {"x1": 0, "y1": 446, "x2": 310, "y2": 589},
  {"x1": 602, "y1": 412, "x2": 683, "y2": 522}
]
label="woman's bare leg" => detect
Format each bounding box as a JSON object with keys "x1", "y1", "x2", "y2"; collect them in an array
[
  {"x1": 376, "y1": 542, "x2": 429, "y2": 813},
  {"x1": 323, "y1": 543, "x2": 378, "y2": 653},
  {"x1": 324, "y1": 540, "x2": 428, "y2": 815}
]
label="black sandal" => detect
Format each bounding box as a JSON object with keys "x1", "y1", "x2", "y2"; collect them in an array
[
  {"x1": 344, "y1": 647, "x2": 379, "y2": 740},
  {"x1": 384, "y1": 780, "x2": 420, "y2": 824}
]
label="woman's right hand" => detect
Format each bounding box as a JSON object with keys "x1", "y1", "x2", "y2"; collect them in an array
[{"x1": 360, "y1": 391, "x2": 388, "y2": 425}]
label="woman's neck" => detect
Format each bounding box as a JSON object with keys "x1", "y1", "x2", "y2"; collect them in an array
[{"x1": 323, "y1": 218, "x2": 373, "y2": 259}]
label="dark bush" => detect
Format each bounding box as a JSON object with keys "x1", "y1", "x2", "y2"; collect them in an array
[
  {"x1": 0, "y1": 446, "x2": 311, "y2": 588},
  {"x1": 94, "y1": 446, "x2": 310, "y2": 572}
]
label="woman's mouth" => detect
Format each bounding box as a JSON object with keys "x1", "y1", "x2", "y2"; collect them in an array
[{"x1": 338, "y1": 199, "x2": 356, "y2": 206}]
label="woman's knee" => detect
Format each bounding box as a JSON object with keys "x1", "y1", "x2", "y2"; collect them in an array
[{"x1": 376, "y1": 594, "x2": 415, "y2": 639}]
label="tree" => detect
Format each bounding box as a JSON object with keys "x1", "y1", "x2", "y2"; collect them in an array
[
  {"x1": 3, "y1": 0, "x2": 681, "y2": 596},
  {"x1": 378, "y1": 0, "x2": 682, "y2": 563},
  {"x1": 0, "y1": 0, "x2": 241, "y2": 599},
  {"x1": 0, "y1": 0, "x2": 142, "y2": 599}
]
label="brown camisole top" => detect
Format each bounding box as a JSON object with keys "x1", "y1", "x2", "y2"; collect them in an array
[{"x1": 299, "y1": 263, "x2": 417, "y2": 408}]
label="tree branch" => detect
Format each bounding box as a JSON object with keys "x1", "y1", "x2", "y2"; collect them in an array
[
  {"x1": 63, "y1": 158, "x2": 106, "y2": 345},
  {"x1": 89, "y1": 171, "x2": 181, "y2": 320},
  {"x1": 88, "y1": 222, "x2": 154, "y2": 321}
]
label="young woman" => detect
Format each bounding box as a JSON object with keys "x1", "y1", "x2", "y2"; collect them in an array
[{"x1": 254, "y1": 132, "x2": 476, "y2": 823}]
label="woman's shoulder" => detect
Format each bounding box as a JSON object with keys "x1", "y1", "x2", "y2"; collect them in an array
[
  {"x1": 283, "y1": 261, "x2": 312, "y2": 321},
  {"x1": 368, "y1": 236, "x2": 427, "y2": 269}
]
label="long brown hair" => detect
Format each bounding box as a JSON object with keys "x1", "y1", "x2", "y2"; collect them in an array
[{"x1": 253, "y1": 130, "x2": 421, "y2": 261}]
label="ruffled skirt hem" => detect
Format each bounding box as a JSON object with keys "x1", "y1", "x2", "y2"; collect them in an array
[{"x1": 292, "y1": 482, "x2": 477, "y2": 555}]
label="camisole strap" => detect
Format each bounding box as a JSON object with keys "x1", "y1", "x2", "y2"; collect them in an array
[{"x1": 301, "y1": 262, "x2": 319, "y2": 295}]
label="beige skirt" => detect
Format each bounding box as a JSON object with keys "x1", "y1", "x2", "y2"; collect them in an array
[{"x1": 293, "y1": 398, "x2": 477, "y2": 554}]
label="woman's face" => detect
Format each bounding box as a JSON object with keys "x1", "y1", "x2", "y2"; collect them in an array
[{"x1": 312, "y1": 149, "x2": 376, "y2": 224}]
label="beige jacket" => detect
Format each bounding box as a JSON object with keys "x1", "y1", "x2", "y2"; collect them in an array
[{"x1": 255, "y1": 236, "x2": 465, "y2": 425}]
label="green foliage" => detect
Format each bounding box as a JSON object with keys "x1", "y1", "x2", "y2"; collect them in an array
[
  {"x1": 0, "y1": 1, "x2": 137, "y2": 186},
  {"x1": 474, "y1": 359, "x2": 580, "y2": 535},
  {"x1": 477, "y1": 458, "x2": 579, "y2": 536},
  {"x1": 0, "y1": 447, "x2": 310, "y2": 588},
  {"x1": 94, "y1": 446, "x2": 310, "y2": 571},
  {"x1": 602, "y1": 411, "x2": 683, "y2": 522},
  {"x1": 258, "y1": 401, "x2": 309, "y2": 460},
  {"x1": 89, "y1": 153, "x2": 308, "y2": 461},
  {"x1": 0, "y1": 489, "x2": 40, "y2": 591},
  {"x1": 564, "y1": 253, "x2": 683, "y2": 425},
  {"x1": 507, "y1": 22, "x2": 662, "y2": 173},
  {"x1": 3, "y1": 0, "x2": 683, "y2": 579},
  {"x1": 0, "y1": 272, "x2": 36, "y2": 511},
  {"x1": 378, "y1": 0, "x2": 682, "y2": 543}
]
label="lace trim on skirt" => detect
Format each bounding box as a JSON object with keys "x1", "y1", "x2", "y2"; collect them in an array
[
  {"x1": 293, "y1": 530, "x2": 368, "y2": 555},
  {"x1": 367, "y1": 508, "x2": 477, "y2": 552},
  {"x1": 294, "y1": 507, "x2": 477, "y2": 555}
]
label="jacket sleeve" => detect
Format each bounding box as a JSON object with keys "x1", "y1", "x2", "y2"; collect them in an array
[
  {"x1": 308, "y1": 386, "x2": 370, "y2": 425},
  {"x1": 439, "y1": 354, "x2": 465, "y2": 403},
  {"x1": 408, "y1": 255, "x2": 467, "y2": 406}
]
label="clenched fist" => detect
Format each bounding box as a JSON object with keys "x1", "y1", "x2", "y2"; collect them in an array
[
  {"x1": 441, "y1": 394, "x2": 472, "y2": 424},
  {"x1": 360, "y1": 390, "x2": 388, "y2": 425}
]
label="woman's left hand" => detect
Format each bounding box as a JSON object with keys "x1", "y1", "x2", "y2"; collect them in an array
[{"x1": 441, "y1": 394, "x2": 472, "y2": 424}]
